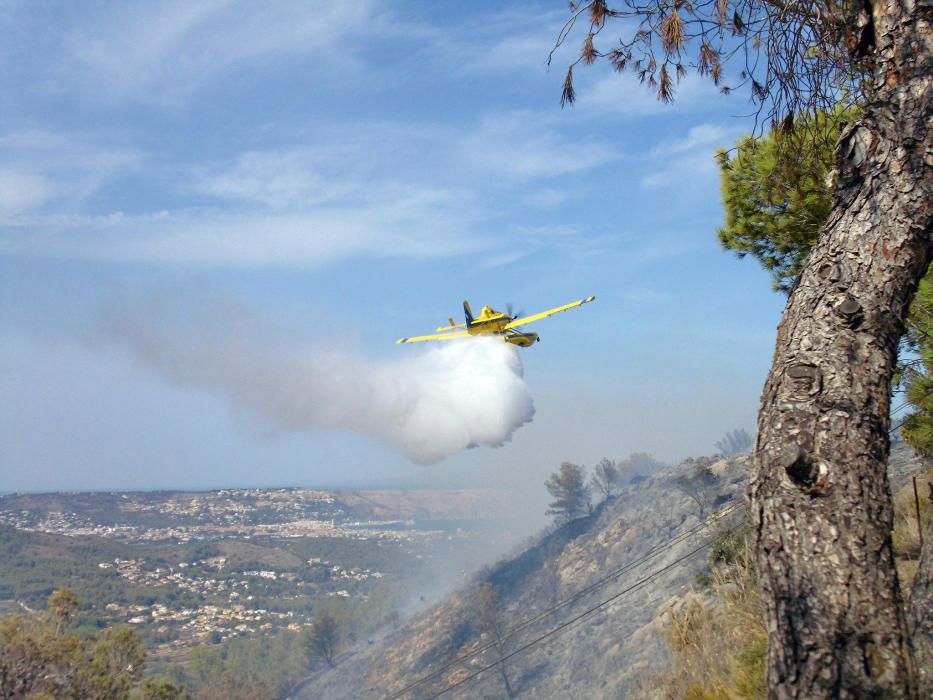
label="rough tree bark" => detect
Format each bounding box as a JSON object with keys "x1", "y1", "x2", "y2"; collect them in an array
[{"x1": 749, "y1": 1, "x2": 932, "y2": 698}]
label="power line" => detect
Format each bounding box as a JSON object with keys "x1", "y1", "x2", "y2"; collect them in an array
[
  {"x1": 386, "y1": 502, "x2": 739, "y2": 699},
  {"x1": 891, "y1": 400, "x2": 911, "y2": 417},
  {"x1": 426, "y1": 540, "x2": 714, "y2": 699},
  {"x1": 385, "y1": 501, "x2": 741, "y2": 700}
]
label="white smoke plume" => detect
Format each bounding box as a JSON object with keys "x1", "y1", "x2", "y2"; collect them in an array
[{"x1": 97, "y1": 298, "x2": 535, "y2": 463}]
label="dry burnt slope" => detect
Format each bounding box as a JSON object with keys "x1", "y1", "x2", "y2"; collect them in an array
[
  {"x1": 291, "y1": 455, "x2": 748, "y2": 700},
  {"x1": 292, "y1": 444, "x2": 925, "y2": 700}
]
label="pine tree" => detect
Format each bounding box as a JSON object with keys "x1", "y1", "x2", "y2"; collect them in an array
[
  {"x1": 901, "y1": 276, "x2": 933, "y2": 460},
  {"x1": 589, "y1": 458, "x2": 619, "y2": 500},
  {"x1": 716, "y1": 110, "x2": 851, "y2": 292},
  {"x1": 304, "y1": 611, "x2": 340, "y2": 667},
  {"x1": 545, "y1": 462, "x2": 591, "y2": 523},
  {"x1": 557, "y1": 2, "x2": 932, "y2": 692}
]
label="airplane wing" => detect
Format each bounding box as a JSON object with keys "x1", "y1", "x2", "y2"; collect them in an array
[
  {"x1": 396, "y1": 330, "x2": 472, "y2": 344},
  {"x1": 435, "y1": 322, "x2": 467, "y2": 332},
  {"x1": 504, "y1": 295, "x2": 595, "y2": 330}
]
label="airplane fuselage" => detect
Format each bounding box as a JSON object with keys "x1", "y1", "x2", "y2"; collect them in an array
[
  {"x1": 466, "y1": 305, "x2": 539, "y2": 346},
  {"x1": 469, "y1": 305, "x2": 510, "y2": 332}
]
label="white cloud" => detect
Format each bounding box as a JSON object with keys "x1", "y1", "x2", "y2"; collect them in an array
[
  {"x1": 641, "y1": 150, "x2": 719, "y2": 189},
  {"x1": 55, "y1": 0, "x2": 394, "y2": 105},
  {"x1": 0, "y1": 130, "x2": 141, "y2": 218},
  {"x1": 463, "y1": 32, "x2": 555, "y2": 74},
  {"x1": 512, "y1": 224, "x2": 580, "y2": 240},
  {"x1": 194, "y1": 112, "x2": 614, "y2": 210},
  {"x1": 0, "y1": 169, "x2": 52, "y2": 217},
  {"x1": 0, "y1": 190, "x2": 492, "y2": 267},
  {"x1": 478, "y1": 250, "x2": 532, "y2": 269},
  {"x1": 650, "y1": 123, "x2": 735, "y2": 156},
  {"x1": 461, "y1": 111, "x2": 615, "y2": 181},
  {"x1": 192, "y1": 149, "x2": 363, "y2": 209},
  {"x1": 0, "y1": 111, "x2": 609, "y2": 267},
  {"x1": 578, "y1": 73, "x2": 720, "y2": 116},
  {"x1": 640, "y1": 123, "x2": 740, "y2": 189},
  {"x1": 422, "y1": 6, "x2": 567, "y2": 77}
]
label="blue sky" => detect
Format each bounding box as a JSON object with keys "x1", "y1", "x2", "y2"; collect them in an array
[{"x1": 0, "y1": 1, "x2": 785, "y2": 499}]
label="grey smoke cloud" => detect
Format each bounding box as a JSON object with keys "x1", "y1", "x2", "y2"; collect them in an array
[{"x1": 98, "y1": 299, "x2": 535, "y2": 464}]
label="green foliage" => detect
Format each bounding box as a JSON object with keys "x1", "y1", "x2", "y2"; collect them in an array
[
  {"x1": 901, "y1": 276, "x2": 933, "y2": 458},
  {"x1": 639, "y1": 523, "x2": 766, "y2": 700},
  {"x1": 695, "y1": 524, "x2": 755, "y2": 589},
  {"x1": 0, "y1": 609, "x2": 83, "y2": 698},
  {"x1": 716, "y1": 109, "x2": 933, "y2": 458},
  {"x1": 75, "y1": 625, "x2": 146, "y2": 699},
  {"x1": 304, "y1": 610, "x2": 340, "y2": 667},
  {"x1": 0, "y1": 588, "x2": 184, "y2": 699},
  {"x1": 733, "y1": 632, "x2": 768, "y2": 698},
  {"x1": 695, "y1": 522, "x2": 757, "y2": 590},
  {"x1": 185, "y1": 626, "x2": 311, "y2": 699},
  {"x1": 709, "y1": 525, "x2": 752, "y2": 568},
  {"x1": 137, "y1": 676, "x2": 192, "y2": 700},
  {"x1": 49, "y1": 586, "x2": 80, "y2": 630},
  {"x1": 716, "y1": 110, "x2": 852, "y2": 292},
  {"x1": 684, "y1": 683, "x2": 730, "y2": 700},
  {"x1": 0, "y1": 525, "x2": 202, "y2": 621},
  {"x1": 545, "y1": 463, "x2": 592, "y2": 523}
]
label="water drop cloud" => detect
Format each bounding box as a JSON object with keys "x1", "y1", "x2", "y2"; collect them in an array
[{"x1": 98, "y1": 300, "x2": 535, "y2": 464}]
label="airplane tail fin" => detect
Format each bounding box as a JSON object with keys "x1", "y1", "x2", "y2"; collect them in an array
[{"x1": 463, "y1": 301, "x2": 474, "y2": 328}]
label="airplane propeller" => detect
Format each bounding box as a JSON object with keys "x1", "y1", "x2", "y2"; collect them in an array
[{"x1": 506, "y1": 303, "x2": 525, "y2": 320}]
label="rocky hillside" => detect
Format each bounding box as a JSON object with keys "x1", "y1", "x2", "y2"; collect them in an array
[
  {"x1": 289, "y1": 444, "x2": 924, "y2": 700},
  {"x1": 289, "y1": 454, "x2": 748, "y2": 699}
]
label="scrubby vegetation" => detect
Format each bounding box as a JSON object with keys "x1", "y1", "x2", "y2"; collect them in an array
[
  {"x1": 178, "y1": 628, "x2": 311, "y2": 700},
  {"x1": 0, "y1": 588, "x2": 188, "y2": 699},
  {"x1": 634, "y1": 523, "x2": 766, "y2": 700},
  {"x1": 892, "y1": 468, "x2": 933, "y2": 593},
  {"x1": 637, "y1": 462, "x2": 931, "y2": 700}
]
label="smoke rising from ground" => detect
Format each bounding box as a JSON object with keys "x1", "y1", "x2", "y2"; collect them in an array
[{"x1": 97, "y1": 299, "x2": 535, "y2": 463}]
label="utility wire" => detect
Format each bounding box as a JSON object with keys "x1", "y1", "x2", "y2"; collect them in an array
[
  {"x1": 425, "y1": 540, "x2": 714, "y2": 699},
  {"x1": 385, "y1": 501, "x2": 741, "y2": 700}
]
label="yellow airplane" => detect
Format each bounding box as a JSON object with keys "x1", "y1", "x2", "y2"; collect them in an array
[{"x1": 396, "y1": 296, "x2": 596, "y2": 347}]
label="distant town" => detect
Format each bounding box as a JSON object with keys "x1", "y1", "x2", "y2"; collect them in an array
[{"x1": 0, "y1": 487, "x2": 511, "y2": 663}]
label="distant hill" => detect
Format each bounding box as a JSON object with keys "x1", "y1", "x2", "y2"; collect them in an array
[
  {"x1": 0, "y1": 488, "x2": 513, "y2": 529},
  {"x1": 0, "y1": 486, "x2": 519, "y2": 682},
  {"x1": 334, "y1": 490, "x2": 512, "y2": 522}
]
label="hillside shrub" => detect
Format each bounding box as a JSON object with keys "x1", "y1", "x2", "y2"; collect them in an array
[{"x1": 633, "y1": 524, "x2": 766, "y2": 700}]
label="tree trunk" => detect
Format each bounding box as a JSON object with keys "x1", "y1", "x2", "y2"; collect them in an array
[
  {"x1": 749, "y1": 1, "x2": 932, "y2": 698},
  {"x1": 491, "y1": 625, "x2": 515, "y2": 698}
]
